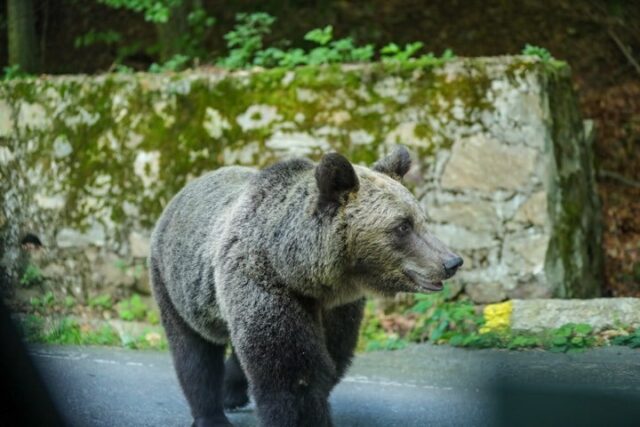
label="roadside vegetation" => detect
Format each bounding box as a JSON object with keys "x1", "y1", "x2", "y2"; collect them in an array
[
  {"x1": 20, "y1": 314, "x2": 167, "y2": 350},
  {"x1": 15, "y1": 282, "x2": 639, "y2": 353},
  {"x1": 357, "y1": 284, "x2": 640, "y2": 353},
  {"x1": 15, "y1": 286, "x2": 167, "y2": 350}
]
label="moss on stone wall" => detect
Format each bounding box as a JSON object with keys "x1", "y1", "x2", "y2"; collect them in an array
[
  {"x1": 3, "y1": 59, "x2": 524, "y2": 228},
  {"x1": 0, "y1": 56, "x2": 600, "y2": 303},
  {"x1": 544, "y1": 67, "x2": 603, "y2": 298}
]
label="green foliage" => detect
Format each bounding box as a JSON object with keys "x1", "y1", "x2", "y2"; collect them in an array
[
  {"x1": 180, "y1": 6, "x2": 216, "y2": 59},
  {"x1": 522, "y1": 44, "x2": 553, "y2": 61},
  {"x1": 44, "y1": 318, "x2": 83, "y2": 344},
  {"x1": 36, "y1": 318, "x2": 120, "y2": 346},
  {"x1": 253, "y1": 47, "x2": 302, "y2": 68},
  {"x1": 114, "y1": 259, "x2": 128, "y2": 271},
  {"x1": 366, "y1": 336, "x2": 408, "y2": 351},
  {"x1": 445, "y1": 323, "x2": 600, "y2": 353},
  {"x1": 2, "y1": 64, "x2": 30, "y2": 80},
  {"x1": 85, "y1": 324, "x2": 122, "y2": 346},
  {"x1": 17, "y1": 315, "x2": 167, "y2": 349},
  {"x1": 20, "y1": 264, "x2": 43, "y2": 287},
  {"x1": 113, "y1": 64, "x2": 134, "y2": 74},
  {"x1": 90, "y1": 292, "x2": 152, "y2": 322},
  {"x1": 304, "y1": 26, "x2": 333, "y2": 46},
  {"x1": 406, "y1": 287, "x2": 483, "y2": 344},
  {"x1": 132, "y1": 264, "x2": 145, "y2": 279},
  {"x1": 219, "y1": 13, "x2": 376, "y2": 69},
  {"x1": 303, "y1": 29, "x2": 374, "y2": 66},
  {"x1": 359, "y1": 286, "x2": 602, "y2": 354},
  {"x1": 448, "y1": 331, "x2": 505, "y2": 349},
  {"x1": 439, "y1": 326, "x2": 593, "y2": 353},
  {"x1": 300, "y1": 25, "x2": 375, "y2": 65},
  {"x1": 380, "y1": 44, "x2": 455, "y2": 67},
  {"x1": 97, "y1": 1, "x2": 216, "y2": 70},
  {"x1": 64, "y1": 296, "x2": 77, "y2": 309},
  {"x1": 358, "y1": 286, "x2": 481, "y2": 352},
  {"x1": 120, "y1": 328, "x2": 168, "y2": 350},
  {"x1": 381, "y1": 42, "x2": 424, "y2": 62},
  {"x1": 116, "y1": 294, "x2": 149, "y2": 321},
  {"x1": 112, "y1": 260, "x2": 146, "y2": 279},
  {"x1": 146, "y1": 309, "x2": 161, "y2": 325},
  {"x1": 85, "y1": 7, "x2": 454, "y2": 72},
  {"x1": 28, "y1": 292, "x2": 79, "y2": 316},
  {"x1": 218, "y1": 12, "x2": 276, "y2": 69},
  {"x1": 611, "y1": 328, "x2": 640, "y2": 348},
  {"x1": 149, "y1": 54, "x2": 190, "y2": 72},
  {"x1": 88, "y1": 294, "x2": 114, "y2": 310},
  {"x1": 545, "y1": 323, "x2": 595, "y2": 353},
  {"x1": 358, "y1": 301, "x2": 408, "y2": 351},
  {"x1": 97, "y1": 0, "x2": 182, "y2": 23},
  {"x1": 74, "y1": 30, "x2": 122, "y2": 48},
  {"x1": 506, "y1": 335, "x2": 541, "y2": 350},
  {"x1": 30, "y1": 291, "x2": 55, "y2": 311},
  {"x1": 440, "y1": 48, "x2": 456, "y2": 60},
  {"x1": 347, "y1": 44, "x2": 376, "y2": 63},
  {"x1": 441, "y1": 323, "x2": 599, "y2": 353}
]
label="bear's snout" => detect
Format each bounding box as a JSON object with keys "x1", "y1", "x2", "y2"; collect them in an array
[{"x1": 442, "y1": 256, "x2": 464, "y2": 278}]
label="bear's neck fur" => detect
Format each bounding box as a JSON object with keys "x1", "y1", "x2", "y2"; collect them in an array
[{"x1": 217, "y1": 158, "x2": 362, "y2": 307}]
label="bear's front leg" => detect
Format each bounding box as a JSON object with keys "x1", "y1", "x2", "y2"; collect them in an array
[
  {"x1": 221, "y1": 281, "x2": 337, "y2": 427},
  {"x1": 323, "y1": 298, "x2": 365, "y2": 386}
]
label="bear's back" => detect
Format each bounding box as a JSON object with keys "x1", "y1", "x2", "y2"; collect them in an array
[{"x1": 150, "y1": 166, "x2": 256, "y2": 343}]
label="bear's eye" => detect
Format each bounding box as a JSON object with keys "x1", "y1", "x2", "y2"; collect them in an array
[{"x1": 395, "y1": 220, "x2": 412, "y2": 236}]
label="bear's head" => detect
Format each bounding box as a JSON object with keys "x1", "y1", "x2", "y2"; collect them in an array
[{"x1": 315, "y1": 146, "x2": 463, "y2": 296}]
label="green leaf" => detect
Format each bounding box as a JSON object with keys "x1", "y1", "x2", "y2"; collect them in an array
[
  {"x1": 570, "y1": 336, "x2": 585, "y2": 346},
  {"x1": 441, "y1": 48, "x2": 456, "y2": 59},
  {"x1": 612, "y1": 335, "x2": 631, "y2": 346},
  {"x1": 404, "y1": 42, "x2": 424, "y2": 57},
  {"x1": 574, "y1": 324, "x2": 593, "y2": 336},
  {"x1": 552, "y1": 336, "x2": 568, "y2": 346},
  {"x1": 304, "y1": 26, "x2": 333, "y2": 46},
  {"x1": 555, "y1": 325, "x2": 574, "y2": 337},
  {"x1": 380, "y1": 43, "x2": 400, "y2": 55},
  {"x1": 89, "y1": 294, "x2": 113, "y2": 310},
  {"x1": 429, "y1": 320, "x2": 448, "y2": 342},
  {"x1": 522, "y1": 44, "x2": 553, "y2": 61},
  {"x1": 20, "y1": 264, "x2": 43, "y2": 287},
  {"x1": 410, "y1": 300, "x2": 432, "y2": 314},
  {"x1": 117, "y1": 294, "x2": 148, "y2": 321},
  {"x1": 448, "y1": 334, "x2": 465, "y2": 347}
]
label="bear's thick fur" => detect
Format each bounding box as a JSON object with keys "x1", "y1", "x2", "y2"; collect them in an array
[{"x1": 149, "y1": 146, "x2": 462, "y2": 427}]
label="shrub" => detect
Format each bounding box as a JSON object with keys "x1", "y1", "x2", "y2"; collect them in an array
[
  {"x1": 20, "y1": 264, "x2": 43, "y2": 287},
  {"x1": 117, "y1": 294, "x2": 149, "y2": 321}
]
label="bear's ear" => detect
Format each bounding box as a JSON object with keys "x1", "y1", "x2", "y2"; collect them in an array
[
  {"x1": 372, "y1": 145, "x2": 412, "y2": 180},
  {"x1": 315, "y1": 152, "x2": 359, "y2": 214}
]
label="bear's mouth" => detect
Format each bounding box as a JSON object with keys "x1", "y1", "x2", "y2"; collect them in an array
[{"x1": 404, "y1": 269, "x2": 444, "y2": 292}]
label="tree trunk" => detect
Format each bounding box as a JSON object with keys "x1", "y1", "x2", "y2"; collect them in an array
[
  {"x1": 7, "y1": 0, "x2": 39, "y2": 73},
  {"x1": 155, "y1": 0, "x2": 195, "y2": 62}
]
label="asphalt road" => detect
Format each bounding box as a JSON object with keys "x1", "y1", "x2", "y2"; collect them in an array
[{"x1": 29, "y1": 344, "x2": 640, "y2": 427}]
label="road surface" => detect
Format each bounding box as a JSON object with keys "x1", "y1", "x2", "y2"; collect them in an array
[{"x1": 30, "y1": 344, "x2": 640, "y2": 427}]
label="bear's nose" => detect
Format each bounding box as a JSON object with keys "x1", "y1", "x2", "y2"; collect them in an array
[{"x1": 443, "y1": 256, "x2": 463, "y2": 277}]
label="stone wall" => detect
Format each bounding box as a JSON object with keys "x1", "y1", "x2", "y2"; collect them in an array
[{"x1": 0, "y1": 57, "x2": 603, "y2": 304}]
